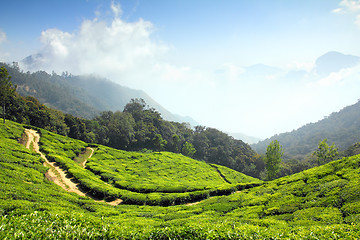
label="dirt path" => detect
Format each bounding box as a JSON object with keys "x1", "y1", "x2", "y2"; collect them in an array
[
  {"x1": 24, "y1": 129, "x2": 122, "y2": 205},
  {"x1": 186, "y1": 201, "x2": 201, "y2": 206},
  {"x1": 82, "y1": 147, "x2": 94, "y2": 168},
  {"x1": 24, "y1": 129, "x2": 86, "y2": 196}
]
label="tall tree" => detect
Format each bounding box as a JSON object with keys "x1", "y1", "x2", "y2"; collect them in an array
[
  {"x1": 265, "y1": 140, "x2": 283, "y2": 180},
  {"x1": 182, "y1": 141, "x2": 196, "y2": 158},
  {"x1": 0, "y1": 67, "x2": 16, "y2": 124},
  {"x1": 313, "y1": 139, "x2": 338, "y2": 165},
  {"x1": 153, "y1": 134, "x2": 167, "y2": 152}
]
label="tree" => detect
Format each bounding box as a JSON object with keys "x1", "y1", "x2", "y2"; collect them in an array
[
  {"x1": 313, "y1": 139, "x2": 338, "y2": 165},
  {"x1": 265, "y1": 140, "x2": 283, "y2": 180},
  {"x1": 153, "y1": 134, "x2": 167, "y2": 152},
  {"x1": 107, "y1": 112, "x2": 135, "y2": 149},
  {"x1": 171, "y1": 134, "x2": 181, "y2": 153},
  {"x1": 182, "y1": 141, "x2": 196, "y2": 158},
  {"x1": 0, "y1": 66, "x2": 16, "y2": 123}
]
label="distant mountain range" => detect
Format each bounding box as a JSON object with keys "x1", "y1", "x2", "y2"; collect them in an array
[
  {"x1": 251, "y1": 51, "x2": 360, "y2": 158},
  {"x1": 2, "y1": 62, "x2": 199, "y2": 126},
  {"x1": 227, "y1": 132, "x2": 262, "y2": 144},
  {"x1": 313, "y1": 51, "x2": 360, "y2": 76},
  {"x1": 7, "y1": 50, "x2": 360, "y2": 148},
  {"x1": 252, "y1": 99, "x2": 360, "y2": 159}
]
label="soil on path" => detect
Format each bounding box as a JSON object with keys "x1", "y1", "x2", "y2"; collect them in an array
[
  {"x1": 24, "y1": 129, "x2": 122, "y2": 205},
  {"x1": 81, "y1": 147, "x2": 94, "y2": 168},
  {"x1": 24, "y1": 129, "x2": 86, "y2": 196}
]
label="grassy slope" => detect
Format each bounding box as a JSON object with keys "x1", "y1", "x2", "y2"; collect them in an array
[
  {"x1": 37, "y1": 129, "x2": 261, "y2": 205},
  {"x1": 86, "y1": 145, "x2": 261, "y2": 193},
  {"x1": 1, "y1": 120, "x2": 360, "y2": 239}
]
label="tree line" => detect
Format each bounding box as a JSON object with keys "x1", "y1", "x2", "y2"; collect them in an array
[
  {"x1": 1, "y1": 66, "x2": 349, "y2": 180},
  {"x1": 0, "y1": 66, "x2": 264, "y2": 178}
]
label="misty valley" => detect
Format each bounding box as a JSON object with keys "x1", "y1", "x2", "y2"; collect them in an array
[{"x1": 1, "y1": 60, "x2": 360, "y2": 239}]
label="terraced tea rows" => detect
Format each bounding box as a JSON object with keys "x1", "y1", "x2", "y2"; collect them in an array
[
  {"x1": 1, "y1": 120, "x2": 360, "y2": 239},
  {"x1": 35, "y1": 124, "x2": 261, "y2": 206}
]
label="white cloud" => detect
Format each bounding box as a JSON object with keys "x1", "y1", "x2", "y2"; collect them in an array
[
  {"x1": 356, "y1": 14, "x2": 360, "y2": 25},
  {"x1": 0, "y1": 30, "x2": 6, "y2": 43},
  {"x1": 20, "y1": 2, "x2": 360, "y2": 139},
  {"x1": 0, "y1": 30, "x2": 8, "y2": 61},
  {"x1": 334, "y1": 0, "x2": 360, "y2": 26},
  {"x1": 221, "y1": 63, "x2": 245, "y2": 82},
  {"x1": 332, "y1": 8, "x2": 344, "y2": 14},
  {"x1": 339, "y1": 0, "x2": 360, "y2": 12},
  {"x1": 307, "y1": 64, "x2": 360, "y2": 87},
  {"x1": 111, "y1": 1, "x2": 122, "y2": 17},
  {"x1": 25, "y1": 3, "x2": 170, "y2": 87},
  {"x1": 286, "y1": 61, "x2": 314, "y2": 72}
]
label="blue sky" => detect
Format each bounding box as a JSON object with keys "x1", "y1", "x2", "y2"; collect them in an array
[{"x1": 1, "y1": 0, "x2": 360, "y2": 139}]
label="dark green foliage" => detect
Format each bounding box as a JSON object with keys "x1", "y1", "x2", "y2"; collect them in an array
[
  {"x1": 181, "y1": 141, "x2": 196, "y2": 157},
  {"x1": 152, "y1": 134, "x2": 167, "y2": 152},
  {"x1": 0, "y1": 66, "x2": 16, "y2": 123},
  {"x1": 341, "y1": 142, "x2": 360, "y2": 157},
  {"x1": 313, "y1": 139, "x2": 339, "y2": 165},
  {"x1": 192, "y1": 127, "x2": 260, "y2": 177},
  {"x1": 265, "y1": 140, "x2": 283, "y2": 180}
]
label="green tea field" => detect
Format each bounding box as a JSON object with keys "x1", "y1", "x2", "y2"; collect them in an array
[{"x1": 1, "y1": 120, "x2": 360, "y2": 239}]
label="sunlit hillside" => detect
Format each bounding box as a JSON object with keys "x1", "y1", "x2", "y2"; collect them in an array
[{"x1": 1, "y1": 120, "x2": 360, "y2": 239}]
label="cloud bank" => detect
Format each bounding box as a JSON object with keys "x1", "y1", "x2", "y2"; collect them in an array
[
  {"x1": 24, "y1": 2, "x2": 169, "y2": 88},
  {"x1": 333, "y1": 0, "x2": 360, "y2": 26},
  {"x1": 19, "y1": 2, "x2": 360, "y2": 139},
  {"x1": 0, "y1": 30, "x2": 6, "y2": 43},
  {"x1": 0, "y1": 30, "x2": 8, "y2": 61}
]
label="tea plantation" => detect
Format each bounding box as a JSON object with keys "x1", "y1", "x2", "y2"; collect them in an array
[{"x1": 1, "y1": 120, "x2": 360, "y2": 239}]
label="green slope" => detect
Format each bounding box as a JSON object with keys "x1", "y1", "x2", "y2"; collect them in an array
[
  {"x1": 86, "y1": 146, "x2": 260, "y2": 193},
  {"x1": 37, "y1": 126, "x2": 261, "y2": 205},
  {"x1": 1, "y1": 120, "x2": 360, "y2": 239}
]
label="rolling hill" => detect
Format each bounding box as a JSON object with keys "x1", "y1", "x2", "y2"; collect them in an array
[
  {"x1": 252, "y1": 99, "x2": 360, "y2": 159},
  {"x1": 1, "y1": 119, "x2": 360, "y2": 238}
]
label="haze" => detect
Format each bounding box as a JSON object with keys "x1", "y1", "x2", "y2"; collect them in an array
[{"x1": 1, "y1": 0, "x2": 360, "y2": 139}]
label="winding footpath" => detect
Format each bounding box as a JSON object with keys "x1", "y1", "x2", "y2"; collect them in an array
[
  {"x1": 82, "y1": 148, "x2": 94, "y2": 168},
  {"x1": 24, "y1": 129, "x2": 86, "y2": 196},
  {"x1": 24, "y1": 129, "x2": 122, "y2": 205}
]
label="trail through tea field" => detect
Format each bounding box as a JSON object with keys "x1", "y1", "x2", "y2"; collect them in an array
[{"x1": 24, "y1": 129, "x2": 122, "y2": 205}]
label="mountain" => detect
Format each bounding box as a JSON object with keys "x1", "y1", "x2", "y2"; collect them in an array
[
  {"x1": 252, "y1": 100, "x2": 360, "y2": 159},
  {"x1": 313, "y1": 51, "x2": 360, "y2": 76},
  {"x1": 227, "y1": 132, "x2": 262, "y2": 144},
  {"x1": 60, "y1": 74, "x2": 199, "y2": 125},
  {"x1": 2, "y1": 62, "x2": 198, "y2": 125}
]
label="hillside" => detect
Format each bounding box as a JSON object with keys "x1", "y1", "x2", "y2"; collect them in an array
[
  {"x1": 252, "y1": 99, "x2": 360, "y2": 159},
  {"x1": 0, "y1": 66, "x2": 260, "y2": 178},
  {"x1": 2, "y1": 62, "x2": 198, "y2": 126},
  {"x1": 1, "y1": 120, "x2": 360, "y2": 238}
]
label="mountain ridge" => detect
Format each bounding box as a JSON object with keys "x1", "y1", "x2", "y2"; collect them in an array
[
  {"x1": 252, "y1": 99, "x2": 360, "y2": 158},
  {"x1": 3, "y1": 62, "x2": 199, "y2": 126}
]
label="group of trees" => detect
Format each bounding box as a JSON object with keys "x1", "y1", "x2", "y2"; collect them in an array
[
  {"x1": 0, "y1": 67, "x2": 16, "y2": 124},
  {"x1": 0, "y1": 66, "x2": 261, "y2": 177},
  {"x1": 0, "y1": 66, "x2": 345, "y2": 180},
  {"x1": 264, "y1": 139, "x2": 339, "y2": 180}
]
